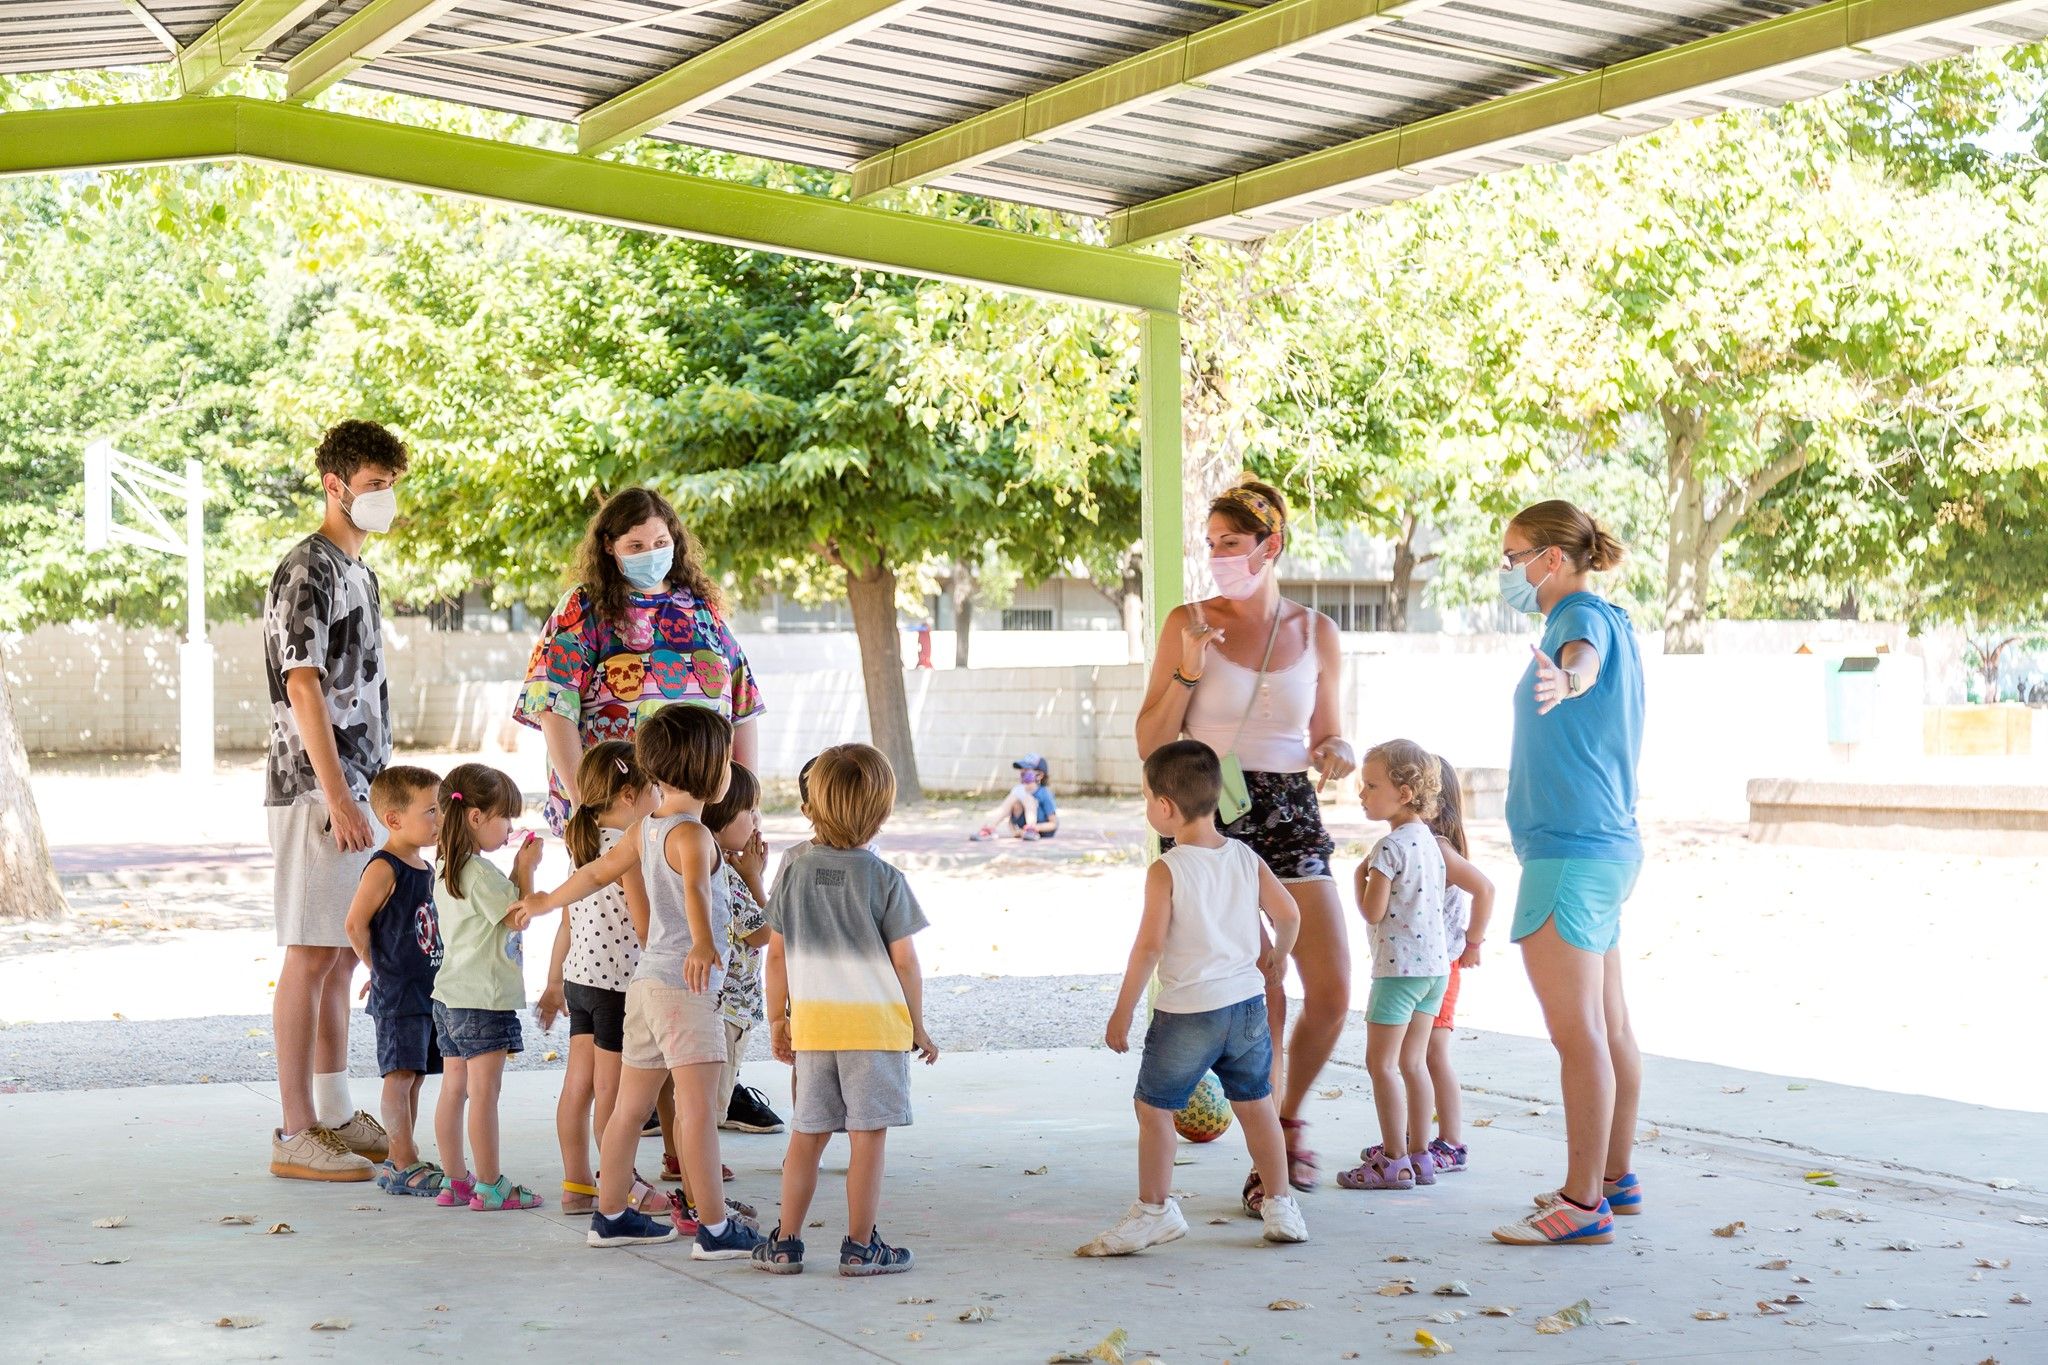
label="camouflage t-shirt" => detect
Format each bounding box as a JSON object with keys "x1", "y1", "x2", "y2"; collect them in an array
[{"x1": 263, "y1": 532, "x2": 391, "y2": 807}]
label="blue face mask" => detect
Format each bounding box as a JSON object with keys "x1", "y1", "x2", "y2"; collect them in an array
[
  {"x1": 1498, "y1": 556, "x2": 1553, "y2": 615},
  {"x1": 618, "y1": 545, "x2": 673, "y2": 591}
]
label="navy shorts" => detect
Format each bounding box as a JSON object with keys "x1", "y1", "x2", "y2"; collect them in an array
[
  {"x1": 373, "y1": 1011, "x2": 443, "y2": 1078},
  {"x1": 565, "y1": 981, "x2": 627, "y2": 1053},
  {"x1": 431, "y1": 1001, "x2": 524, "y2": 1060},
  {"x1": 1134, "y1": 996, "x2": 1272, "y2": 1110}
]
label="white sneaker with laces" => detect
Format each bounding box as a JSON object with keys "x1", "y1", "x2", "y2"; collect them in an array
[
  {"x1": 1075, "y1": 1198, "x2": 1188, "y2": 1257},
  {"x1": 1261, "y1": 1193, "x2": 1309, "y2": 1244}
]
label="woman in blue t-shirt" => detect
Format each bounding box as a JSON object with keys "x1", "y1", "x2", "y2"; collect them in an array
[{"x1": 1489, "y1": 500, "x2": 1647, "y2": 1249}]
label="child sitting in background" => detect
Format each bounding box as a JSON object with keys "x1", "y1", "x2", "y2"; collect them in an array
[
  {"x1": 706, "y1": 762, "x2": 784, "y2": 1137},
  {"x1": 536, "y1": 741, "x2": 667, "y2": 1218},
  {"x1": 1339, "y1": 740, "x2": 1450, "y2": 1194},
  {"x1": 1422, "y1": 754, "x2": 1494, "y2": 1176},
  {"x1": 754, "y1": 743, "x2": 937, "y2": 1277},
  {"x1": 1082, "y1": 739, "x2": 1305, "y2": 1257},
  {"x1": 967, "y1": 753, "x2": 1059, "y2": 841},
  {"x1": 344, "y1": 764, "x2": 445, "y2": 1196},
  {"x1": 429, "y1": 763, "x2": 547, "y2": 1211}
]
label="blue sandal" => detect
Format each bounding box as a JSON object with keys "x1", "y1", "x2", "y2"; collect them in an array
[
  {"x1": 375, "y1": 1160, "x2": 446, "y2": 1197},
  {"x1": 839, "y1": 1228, "x2": 913, "y2": 1277}
]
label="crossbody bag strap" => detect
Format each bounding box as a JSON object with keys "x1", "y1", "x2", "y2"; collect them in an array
[{"x1": 1225, "y1": 606, "x2": 1285, "y2": 757}]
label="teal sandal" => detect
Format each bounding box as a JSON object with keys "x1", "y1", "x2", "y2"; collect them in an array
[{"x1": 468, "y1": 1175, "x2": 543, "y2": 1211}]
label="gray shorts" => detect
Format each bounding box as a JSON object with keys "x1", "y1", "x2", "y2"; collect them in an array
[
  {"x1": 793, "y1": 1050, "x2": 913, "y2": 1133},
  {"x1": 268, "y1": 797, "x2": 373, "y2": 949}
]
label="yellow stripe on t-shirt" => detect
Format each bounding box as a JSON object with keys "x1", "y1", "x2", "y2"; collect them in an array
[{"x1": 790, "y1": 999, "x2": 913, "y2": 1052}]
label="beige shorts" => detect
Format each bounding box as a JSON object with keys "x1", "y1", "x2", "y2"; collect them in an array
[
  {"x1": 718, "y1": 1019, "x2": 751, "y2": 1100},
  {"x1": 268, "y1": 797, "x2": 374, "y2": 949},
  {"x1": 621, "y1": 979, "x2": 727, "y2": 1071}
]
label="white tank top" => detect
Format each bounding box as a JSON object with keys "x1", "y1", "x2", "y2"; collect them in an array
[
  {"x1": 1183, "y1": 606, "x2": 1318, "y2": 774},
  {"x1": 1154, "y1": 840, "x2": 1269, "y2": 1014}
]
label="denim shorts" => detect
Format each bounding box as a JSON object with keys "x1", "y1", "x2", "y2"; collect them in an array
[
  {"x1": 1134, "y1": 995, "x2": 1272, "y2": 1110},
  {"x1": 431, "y1": 1001, "x2": 524, "y2": 1060},
  {"x1": 1511, "y1": 859, "x2": 1642, "y2": 955},
  {"x1": 372, "y1": 1011, "x2": 442, "y2": 1077}
]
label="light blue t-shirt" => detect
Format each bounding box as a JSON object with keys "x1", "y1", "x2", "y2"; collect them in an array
[{"x1": 1506, "y1": 591, "x2": 1645, "y2": 862}]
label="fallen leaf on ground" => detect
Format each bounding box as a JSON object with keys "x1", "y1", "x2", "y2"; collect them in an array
[
  {"x1": 957, "y1": 1305, "x2": 996, "y2": 1323},
  {"x1": 898, "y1": 1296, "x2": 934, "y2": 1305},
  {"x1": 1721, "y1": 1085, "x2": 1746, "y2": 1094},
  {"x1": 1756, "y1": 1302, "x2": 1785, "y2": 1316},
  {"x1": 1377, "y1": 1282, "x2": 1416, "y2": 1297},
  {"x1": 1865, "y1": 1299, "x2": 1908, "y2": 1311},
  {"x1": 1759, "y1": 1259, "x2": 1790, "y2": 1270},
  {"x1": 1712, "y1": 1221, "x2": 1745, "y2": 1238},
  {"x1": 1815, "y1": 1208, "x2": 1872, "y2": 1223},
  {"x1": 1476, "y1": 1306, "x2": 1515, "y2": 1317},
  {"x1": 1639, "y1": 1126, "x2": 1660, "y2": 1140},
  {"x1": 1082, "y1": 1328, "x2": 1129, "y2": 1364},
  {"x1": 1803, "y1": 1171, "x2": 1834, "y2": 1182},
  {"x1": 542, "y1": 1051, "x2": 559, "y2": 1062},
  {"x1": 1386, "y1": 1252, "x2": 1417, "y2": 1262},
  {"x1": 1987, "y1": 1178, "x2": 2018, "y2": 1190},
  {"x1": 91, "y1": 1216, "x2": 127, "y2": 1229},
  {"x1": 214, "y1": 1214, "x2": 253, "y2": 1225},
  {"x1": 1470, "y1": 1117, "x2": 1493, "y2": 1128},
  {"x1": 1771, "y1": 1294, "x2": 1807, "y2": 1306},
  {"x1": 1023, "y1": 1166, "x2": 1048, "y2": 1176},
  {"x1": 1172, "y1": 1156, "x2": 1195, "y2": 1166},
  {"x1": 2012, "y1": 1293, "x2": 2033, "y2": 1305},
  {"x1": 246, "y1": 1028, "x2": 264, "y2": 1037},
  {"x1": 1880, "y1": 1239, "x2": 1918, "y2": 1252},
  {"x1": 90, "y1": 1256, "x2": 126, "y2": 1265},
  {"x1": 1950, "y1": 1310, "x2": 1990, "y2": 1318},
  {"x1": 1533, "y1": 1299, "x2": 1592, "y2": 1334},
  {"x1": 907, "y1": 1331, "x2": 922, "y2": 1342},
  {"x1": 1787, "y1": 1083, "x2": 1808, "y2": 1091},
  {"x1": 1524, "y1": 1106, "x2": 1550, "y2": 1116},
  {"x1": 1424, "y1": 1311, "x2": 1465, "y2": 1324},
  {"x1": 1599, "y1": 1316, "x2": 1636, "y2": 1326},
  {"x1": 2015, "y1": 1216, "x2": 2048, "y2": 1227},
  {"x1": 1975, "y1": 1258, "x2": 2010, "y2": 1269},
  {"x1": 1267, "y1": 1299, "x2": 1310, "y2": 1311},
  {"x1": 1693, "y1": 1310, "x2": 1729, "y2": 1321},
  {"x1": 266, "y1": 1223, "x2": 293, "y2": 1235},
  {"x1": 1433, "y1": 1282, "x2": 1470, "y2": 1297},
  {"x1": 214, "y1": 1316, "x2": 259, "y2": 1329},
  {"x1": 1791, "y1": 1276, "x2": 1813, "y2": 1285},
  {"x1": 1207, "y1": 1218, "x2": 1227, "y2": 1225},
  {"x1": 310, "y1": 1318, "x2": 349, "y2": 1331},
  {"x1": 1415, "y1": 1328, "x2": 1453, "y2": 1357}
]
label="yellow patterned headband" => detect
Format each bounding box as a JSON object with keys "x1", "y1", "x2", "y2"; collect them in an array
[{"x1": 1216, "y1": 485, "x2": 1282, "y2": 536}]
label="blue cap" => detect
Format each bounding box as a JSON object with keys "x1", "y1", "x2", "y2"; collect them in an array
[{"x1": 1013, "y1": 753, "x2": 1045, "y2": 770}]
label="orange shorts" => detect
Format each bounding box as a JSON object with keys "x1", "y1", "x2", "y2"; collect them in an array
[{"x1": 1432, "y1": 961, "x2": 1462, "y2": 1030}]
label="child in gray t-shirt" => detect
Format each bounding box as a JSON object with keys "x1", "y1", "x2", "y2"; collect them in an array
[{"x1": 757, "y1": 744, "x2": 936, "y2": 1279}]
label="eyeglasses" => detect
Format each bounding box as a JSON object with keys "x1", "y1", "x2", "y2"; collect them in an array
[{"x1": 1498, "y1": 545, "x2": 1549, "y2": 572}]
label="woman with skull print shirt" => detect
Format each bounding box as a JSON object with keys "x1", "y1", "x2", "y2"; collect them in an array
[{"x1": 515, "y1": 487, "x2": 763, "y2": 836}]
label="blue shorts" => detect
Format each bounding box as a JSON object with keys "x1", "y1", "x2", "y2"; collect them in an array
[
  {"x1": 431, "y1": 1001, "x2": 524, "y2": 1060},
  {"x1": 1134, "y1": 996, "x2": 1271, "y2": 1110},
  {"x1": 1365, "y1": 975, "x2": 1448, "y2": 1025},
  {"x1": 372, "y1": 1011, "x2": 443, "y2": 1077},
  {"x1": 1511, "y1": 859, "x2": 1642, "y2": 955}
]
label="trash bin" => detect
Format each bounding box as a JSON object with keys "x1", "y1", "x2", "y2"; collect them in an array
[{"x1": 1823, "y1": 656, "x2": 1881, "y2": 746}]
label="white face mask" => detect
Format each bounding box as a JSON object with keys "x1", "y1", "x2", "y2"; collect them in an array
[{"x1": 345, "y1": 486, "x2": 398, "y2": 534}]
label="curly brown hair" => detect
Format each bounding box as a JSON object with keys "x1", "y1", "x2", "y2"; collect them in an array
[
  {"x1": 314, "y1": 420, "x2": 409, "y2": 485},
  {"x1": 573, "y1": 486, "x2": 723, "y2": 633},
  {"x1": 1366, "y1": 738, "x2": 1442, "y2": 820}
]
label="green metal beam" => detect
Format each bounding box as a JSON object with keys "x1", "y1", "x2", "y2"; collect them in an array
[
  {"x1": 1139, "y1": 308, "x2": 1185, "y2": 644},
  {"x1": 174, "y1": 0, "x2": 328, "y2": 94},
  {"x1": 0, "y1": 97, "x2": 1180, "y2": 314},
  {"x1": 849, "y1": 0, "x2": 1448, "y2": 202},
  {"x1": 1107, "y1": 0, "x2": 2046, "y2": 245},
  {"x1": 285, "y1": 0, "x2": 463, "y2": 103},
  {"x1": 577, "y1": 0, "x2": 927, "y2": 157}
]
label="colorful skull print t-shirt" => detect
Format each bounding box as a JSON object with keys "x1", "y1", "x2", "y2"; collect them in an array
[
  {"x1": 514, "y1": 586, "x2": 766, "y2": 831},
  {"x1": 263, "y1": 532, "x2": 391, "y2": 807}
]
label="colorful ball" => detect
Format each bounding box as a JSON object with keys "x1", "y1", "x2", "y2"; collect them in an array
[{"x1": 1174, "y1": 1071, "x2": 1233, "y2": 1143}]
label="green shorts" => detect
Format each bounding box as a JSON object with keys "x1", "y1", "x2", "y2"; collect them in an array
[
  {"x1": 1511, "y1": 858, "x2": 1642, "y2": 955},
  {"x1": 1365, "y1": 975, "x2": 1449, "y2": 1025}
]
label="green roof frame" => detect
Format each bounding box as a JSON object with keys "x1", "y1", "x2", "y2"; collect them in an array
[
  {"x1": 1106, "y1": 0, "x2": 2046, "y2": 245},
  {"x1": 577, "y1": 0, "x2": 929, "y2": 157},
  {"x1": 848, "y1": 0, "x2": 1446, "y2": 202},
  {"x1": 175, "y1": 0, "x2": 331, "y2": 94}
]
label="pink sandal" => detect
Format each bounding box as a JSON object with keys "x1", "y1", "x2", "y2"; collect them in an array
[
  {"x1": 1280, "y1": 1117, "x2": 1319, "y2": 1192},
  {"x1": 436, "y1": 1174, "x2": 476, "y2": 1208}
]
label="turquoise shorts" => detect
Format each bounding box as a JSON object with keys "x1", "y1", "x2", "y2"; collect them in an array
[
  {"x1": 1365, "y1": 975, "x2": 1449, "y2": 1026},
  {"x1": 1511, "y1": 858, "x2": 1642, "y2": 955}
]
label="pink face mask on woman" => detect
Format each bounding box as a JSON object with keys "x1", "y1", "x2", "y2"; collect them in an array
[{"x1": 1209, "y1": 542, "x2": 1269, "y2": 600}]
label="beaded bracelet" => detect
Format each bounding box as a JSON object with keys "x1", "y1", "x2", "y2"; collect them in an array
[{"x1": 1171, "y1": 668, "x2": 1201, "y2": 688}]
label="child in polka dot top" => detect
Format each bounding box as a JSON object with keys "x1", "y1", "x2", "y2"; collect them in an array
[{"x1": 538, "y1": 740, "x2": 662, "y2": 1216}]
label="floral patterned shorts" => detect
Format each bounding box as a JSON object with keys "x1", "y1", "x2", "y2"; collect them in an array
[{"x1": 1161, "y1": 769, "x2": 1336, "y2": 883}]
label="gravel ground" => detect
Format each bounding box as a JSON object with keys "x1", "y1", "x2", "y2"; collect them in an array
[{"x1": 0, "y1": 973, "x2": 1131, "y2": 1092}]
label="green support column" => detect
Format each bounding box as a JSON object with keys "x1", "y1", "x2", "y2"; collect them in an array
[{"x1": 1139, "y1": 307, "x2": 1185, "y2": 650}]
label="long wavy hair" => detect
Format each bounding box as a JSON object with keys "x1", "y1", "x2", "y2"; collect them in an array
[{"x1": 573, "y1": 486, "x2": 723, "y2": 634}]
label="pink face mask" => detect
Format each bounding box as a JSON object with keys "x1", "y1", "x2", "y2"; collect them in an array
[{"x1": 1209, "y1": 542, "x2": 1269, "y2": 600}]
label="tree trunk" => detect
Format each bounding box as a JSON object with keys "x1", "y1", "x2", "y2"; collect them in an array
[
  {"x1": 948, "y1": 557, "x2": 978, "y2": 670},
  {"x1": 1661, "y1": 403, "x2": 1712, "y2": 655},
  {"x1": 842, "y1": 559, "x2": 923, "y2": 800},
  {"x1": 1387, "y1": 510, "x2": 1431, "y2": 634},
  {"x1": 0, "y1": 668, "x2": 65, "y2": 921}
]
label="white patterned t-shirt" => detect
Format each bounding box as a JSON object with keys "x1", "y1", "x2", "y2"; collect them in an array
[
  {"x1": 565, "y1": 825, "x2": 640, "y2": 992},
  {"x1": 1365, "y1": 820, "x2": 1450, "y2": 979}
]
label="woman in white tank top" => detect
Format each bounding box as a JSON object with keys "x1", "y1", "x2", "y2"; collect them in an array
[{"x1": 1134, "y1": 479, "x2": 1357, "y2": 1209}]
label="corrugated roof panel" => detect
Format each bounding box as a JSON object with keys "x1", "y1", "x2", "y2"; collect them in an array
[
  {"x1": 148, "y1": 0, "x2": 236, "y2": 45},
  {"x1": 0, "y1": 0, "x2": 164, "y2": 72}
]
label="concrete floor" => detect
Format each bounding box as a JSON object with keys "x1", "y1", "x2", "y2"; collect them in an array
[{"x1": 6, "y1": 1048, "x2": 2045, "y2": 1363}]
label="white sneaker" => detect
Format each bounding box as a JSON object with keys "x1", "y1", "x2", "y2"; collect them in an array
[
  {"x1": 1075, "y1": 1198, "x2": 1188, "y2": 1257},
  {"x1": 1261, "y1": 1193, "x2": 1308, "y2": 1244}
]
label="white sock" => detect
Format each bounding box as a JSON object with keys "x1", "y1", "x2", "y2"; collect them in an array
[
  {"x1": 702, "y1": 1218, "x2": 729, "y2": 1238},
  {"x1": 313, "y1": 1072, "x2": 353, "y2": 1128},
  {"x1": 1139, "y1": 1199, "x2": 1167, "y2": 1214}
]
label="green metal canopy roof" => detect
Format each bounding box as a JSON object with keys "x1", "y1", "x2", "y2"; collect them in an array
[{"x1": 6, "y1": 0, "x2": 2047, "y2": 249}]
